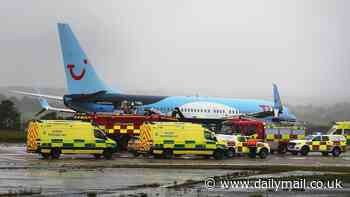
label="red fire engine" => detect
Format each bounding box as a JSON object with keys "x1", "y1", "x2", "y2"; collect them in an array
[
  {"x1": 73, "y1": 113, "x2": 177, "y2": 150},
  {"x1": 221, "y1": 116, "x2": 305, "y2": 154}
]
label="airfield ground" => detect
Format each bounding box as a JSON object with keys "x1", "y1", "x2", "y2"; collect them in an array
[{"x1": 1, "y1": 143, "x2": 350, "y2": 196}]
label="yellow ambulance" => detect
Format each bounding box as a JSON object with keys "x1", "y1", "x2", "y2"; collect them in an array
[
  {"x1": 327, "y1": 121, "x2": 350, "y2": 144},
  {"x1": 27, "y1": 120, "x2": 117, "y2": 159},
  {"x1": 137, "y1": 122, "x2": 228, "y2": 159},
  {"x1": 287, "y1": 134, "x2": 346, "y2": 157}
]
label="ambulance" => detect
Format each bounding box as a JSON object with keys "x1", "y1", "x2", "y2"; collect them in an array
[
  {"x1": 327, "y1": 121, "x2": 350, "y2": 144},
  {"x1": 136, "y1": 122, "x2": 228, "y2": 159},
  {"x1": 287, "y1": 134, "x2": 347, "y2": 157},
  {"x1": 216, "y1": 134, "x2": 270, "y2": 159},
  {"x1": 26, "y1": 120, "x2": 117, "y2": 159}
]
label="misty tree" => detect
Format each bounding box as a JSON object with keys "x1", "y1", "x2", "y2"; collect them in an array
[
  {"x1": 0, "y1": 100, "x2": 20, "y2": 129},
  {"x1": 0, "y1": 94, "x2": 6, "y2": 102}
]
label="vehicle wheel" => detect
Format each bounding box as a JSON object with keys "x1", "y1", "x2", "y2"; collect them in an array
[
  {"x1": 278, "y1": 144, "x2": 287, "y2": 154},
  {"x1": 321, "y1": 152, "x2": 329, "y2": 156},
  {"x1": 332, "y1": 147, "x2": 341, "y2": 157},
  {"x1": 291, "y1": 151, "x2": 298, "y2": 155},
  {"x1": 163, "y1": 149, "x2": 173, "y2": 159},
  {"x1": 41, "y1": 153, "x2": 50, "y2": 159},
  {"x1": 300, "y1": 146, "x2": 309, "y2": 156},
  {"x1": 227, "y1": 148, "x2": 236, "y2": 158},
  {"x1": 213, "y1": 149, "x2": 225, "y2": 160},
  {"x1": 259, "y1": 148, "x2": 268, "y2": 159},
  {"x1": 103, "y1": 149, "x2": 113, "y2": 160},
  {"x1": 51, "y1": 149, "x2": 61, "y2": 159},
  {"x1": 93, "y1": 154, "x2": 102, "y2": 159}
]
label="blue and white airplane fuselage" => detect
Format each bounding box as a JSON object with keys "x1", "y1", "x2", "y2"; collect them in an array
[{"x1": 13, "y1": 23, "x2": 297, "y2": 122}]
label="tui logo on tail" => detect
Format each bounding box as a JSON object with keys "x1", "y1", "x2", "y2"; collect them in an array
[
  {"x1": 66, "y1": 59, "x2": 89, "y2": 80},
  {"x1": 67, "y1": 64, "x2": 85, "y2": 80}
]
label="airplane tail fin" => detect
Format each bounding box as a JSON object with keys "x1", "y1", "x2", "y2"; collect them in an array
[
  {"x1": 57, "y1": 23, "x2": 120, "y2": 94},
  {"x1": 272, "y1": 83, "x2": 283, "y2": 117}
]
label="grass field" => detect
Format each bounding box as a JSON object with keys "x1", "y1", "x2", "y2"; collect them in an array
[{"x1": 0, "y1": 130, "x2": 25, "y2": 142}]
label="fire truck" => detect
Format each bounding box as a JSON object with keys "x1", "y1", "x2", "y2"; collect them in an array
[
  {"x1": 73, "y1": 113, "x2": 177, "y2": 150},
  {"x1": 220, "y1": 116, "x2": 305, "y2": 154}
]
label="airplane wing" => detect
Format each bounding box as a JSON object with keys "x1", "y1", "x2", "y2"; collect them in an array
[
  {"x1": 10, "y1": 90, "x2": 63, "y2": 101},
  {"x1": 36, "y1": 98, "x2": 75, "y2": 116}
]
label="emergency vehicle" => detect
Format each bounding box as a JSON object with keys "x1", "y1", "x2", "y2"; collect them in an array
[
  {"x1": 135, "y1": 122, "x2": 228, "y2": 159},
  {"x1": 73, "y1": 113, "x2": 177, "y2": 150},
  {"x1": 327, "y1": 121, "x2": 350, "y2": 144},
  {"x1": 216, "y1": 134, "x2": 270, "y2": 159},
  {"x1": 26, "y1": 120, "x2": 117, "y2": 159},
  {"x1": 287, "y1": 134, "x2": 347, "y2": 157},
  {"x1": 127, "y1": 136, "x2": 141, "y2": 157},
  {"x1": 221, "y1": 117, "x2": 305, "y2": 154}
]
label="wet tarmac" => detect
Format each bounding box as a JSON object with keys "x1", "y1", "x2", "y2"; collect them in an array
[{"x1": 0, "y1": 144, "x2": 349, "y2": 196}]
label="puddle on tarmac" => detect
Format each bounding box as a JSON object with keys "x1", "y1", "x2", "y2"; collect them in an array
[{"x1": 0, "y1": 167, "x2": 237, "y2": 195}]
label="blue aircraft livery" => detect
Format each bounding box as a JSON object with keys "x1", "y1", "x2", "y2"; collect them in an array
[{"x1": 15, "y1": 23, "x2": 297, "y2": 122}]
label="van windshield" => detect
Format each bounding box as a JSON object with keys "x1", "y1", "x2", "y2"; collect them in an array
[
  {"x1": 305, "y1": 135, "x2": 314, "y2": 141},
  {"x1": 327, "y1": 127, "x2": 336, "y2": 134},
  {"x1": 94, "y1": 130, "x2": 107, "y2": 140}
]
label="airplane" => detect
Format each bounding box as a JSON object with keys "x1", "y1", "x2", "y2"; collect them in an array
[{"x1": 13, "y1": 23, "x2": 297, "y2": 122}]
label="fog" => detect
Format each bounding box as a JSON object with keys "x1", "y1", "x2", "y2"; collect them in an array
[{"x1": 0, "y1": 0, "x2": 349, "y2": 105}]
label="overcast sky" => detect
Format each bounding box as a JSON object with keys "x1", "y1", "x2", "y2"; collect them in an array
[{"x1": 0, "y1": 0, "x2": 349, "y2": 104}]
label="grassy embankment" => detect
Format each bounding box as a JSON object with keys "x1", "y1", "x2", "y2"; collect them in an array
[{"x1": 0, "y1": 130, "x2": 25, "y2": 143}]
